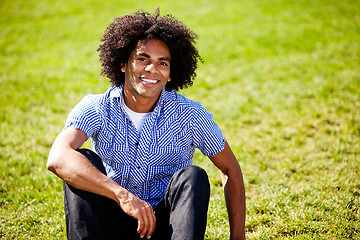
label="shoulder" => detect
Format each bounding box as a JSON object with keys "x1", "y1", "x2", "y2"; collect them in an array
[
  {"x1": 76, "y1": 87, "x2": 121, "y2": 113},
  {"x1": 84, "y1": 87, "x2": 120, "y2": 104},
  {"x1": 68, "y1": 87, "x2": 122, "y2": 122},
  {"x1": 65, "y1": 88, "x2": 121, "y2": 137},
  {"x1": 164, "y1": 90, "x2": 205, "y2": 113}
]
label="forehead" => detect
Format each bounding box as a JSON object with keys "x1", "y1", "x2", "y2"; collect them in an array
[{"x1": 133, "y1": 39, "x2": 171, "y2": 60}]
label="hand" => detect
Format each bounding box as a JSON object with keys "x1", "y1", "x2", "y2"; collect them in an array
[{"x1": 116, "y1": 190, "x2": 156, "y2": 239}]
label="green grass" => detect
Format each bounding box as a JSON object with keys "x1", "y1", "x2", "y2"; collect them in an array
[{"x1": 1, "y1": 0, "x2": 359, "y2": 239}]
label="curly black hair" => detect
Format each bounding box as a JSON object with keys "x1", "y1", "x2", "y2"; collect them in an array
[{"x1": 97, "y1": 9, "x2": 202, "y2": 91}]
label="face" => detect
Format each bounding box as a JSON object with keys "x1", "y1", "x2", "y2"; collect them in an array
[{"x1": 122, "y1": 39, "x2": 171, "y2": 104}]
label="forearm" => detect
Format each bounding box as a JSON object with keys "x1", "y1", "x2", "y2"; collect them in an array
[
  {"x1": 223, "y1": 171, "x2": 246, "y2": 240},
  {"x1": 47, "y1": 146, "x2": 124, "y2": 203},
  {"x1": 47, "y1": 127, "x2": 156, "y2": 238},
  {"x1": 48, "y1": 147, "x2": 157, "y2": 238},
  {"x1": 209, "y1": 142, "x2": 246, "y2": 239}
]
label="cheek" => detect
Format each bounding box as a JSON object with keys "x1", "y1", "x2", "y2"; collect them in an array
[
  {"x1": 128, "y1": 65, "x2": 140, "y2": 77},
  {"x1": 162, "y1": 69, "x2": 171, "y2": 79}
]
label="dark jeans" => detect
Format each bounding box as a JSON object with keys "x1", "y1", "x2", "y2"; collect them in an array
[{"x1": 63, "y1": 149, "x2": 210, "y2": 240}]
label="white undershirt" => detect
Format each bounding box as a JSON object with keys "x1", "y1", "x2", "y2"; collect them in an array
[{"x1": 121, "y1": 100, "x2": 152, "y2": 133}]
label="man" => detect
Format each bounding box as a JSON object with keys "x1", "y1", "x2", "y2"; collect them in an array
[{"x1": 47, "y1": 9, "x2": 246, "y2": 240}]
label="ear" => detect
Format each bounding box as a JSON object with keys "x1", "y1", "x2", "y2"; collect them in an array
[{"x1": 121, "y1": 63, "x2": 126, "y2": 73}]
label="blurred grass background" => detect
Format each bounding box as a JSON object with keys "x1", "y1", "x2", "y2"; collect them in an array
[{"x1": 1, "y1": 0, "x2": 359, "y2": 239}]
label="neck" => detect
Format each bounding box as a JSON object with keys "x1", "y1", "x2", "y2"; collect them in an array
[{"x1": 123, "y1": 89, "x2": 160, "y2": 113}]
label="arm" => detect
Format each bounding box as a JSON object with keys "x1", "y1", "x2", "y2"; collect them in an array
[
  {"x1": 209, "y1": 141, "x2": 246, "y2": 240},
  {"x1": 47, "y1": 126, "x2": 156, "y2": 239}
]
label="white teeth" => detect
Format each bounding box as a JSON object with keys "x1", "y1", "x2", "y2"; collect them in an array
[{"x1": 141, "y1": 78, "x2": 157, "y2": 84}]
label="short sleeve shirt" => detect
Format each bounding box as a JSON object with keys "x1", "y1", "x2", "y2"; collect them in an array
[{"x1": 65, "y1": 85, "x2": 226, "y2": 206}]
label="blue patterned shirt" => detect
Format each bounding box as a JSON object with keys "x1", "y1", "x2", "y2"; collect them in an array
[{"x1": 65, "y1": 85, "x2": 226, "y2": 206}]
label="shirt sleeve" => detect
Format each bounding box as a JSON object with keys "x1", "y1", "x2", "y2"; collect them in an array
[
  {"x1": 64, "y1": 94, "x2": 101, "y2": 140},
  {"x1": 191, "y1": 103, "x2": 226, "y2": 157}
]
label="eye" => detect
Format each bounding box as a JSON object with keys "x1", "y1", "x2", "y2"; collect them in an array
[
  {"x1": 137, "y1": 57, "x2": 147, "y2": 62},
  {"x1": 159, "y1": 61, "x2": 169, "y2": 67}
]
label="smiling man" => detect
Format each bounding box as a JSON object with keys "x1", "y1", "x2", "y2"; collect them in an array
[{"x1": 47, "y1": 9, "x2": 246, "y2": 240}]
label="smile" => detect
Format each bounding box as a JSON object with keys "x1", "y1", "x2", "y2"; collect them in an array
[{"x1": 140, "y1": 77, "x2": 158, "y2": 84}]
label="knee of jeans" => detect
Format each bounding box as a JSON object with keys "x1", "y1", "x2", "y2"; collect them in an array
[
  {"x1": 180, "y1": 165, "x2": 210, "y2": 188},
  {"x1": 76, "y1": 148, "x2": 105, "y2": 174}
]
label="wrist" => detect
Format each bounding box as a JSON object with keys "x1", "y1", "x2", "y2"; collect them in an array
[
  {"x1": 103, "y1": 179, "x2": 128, "y2": 203},
  {"x1": 113, "y1": 185, "x2": 132, "y2": 204}
]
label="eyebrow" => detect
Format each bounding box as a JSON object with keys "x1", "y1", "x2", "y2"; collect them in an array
[{"x1": 138, "y1": 52, "x2": 171, "y2": 62}]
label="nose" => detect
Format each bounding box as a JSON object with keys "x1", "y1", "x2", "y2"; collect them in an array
[{"x1": 145, "y1": 62, "x2": 157, "y2": 73}]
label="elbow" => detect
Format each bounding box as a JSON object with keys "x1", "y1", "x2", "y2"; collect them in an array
[
  {"x1": 46, "y1": 157, "x2": 57, "y2": 174},
  {"x1": 46, "y1": 151, "x2": 75, "y2": 183},
  {"x1": 46, "y1": 160, "x2": 56, "y2": 173},
  {"x1": 46, "y1": 151, "x2": 63, "y2": 175},
  {"x1": 46, "y1": 154, "x2": 69, "y2": 182}
]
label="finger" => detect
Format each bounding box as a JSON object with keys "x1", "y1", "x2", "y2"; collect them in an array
[
  {"x1": 146, "y1": 208, "x2": 156, "y2": 239},
  {"x1": 138, "y1": 204, "x2": 151, "y2": 238},
  {"x1": 137, "y1": 212, "x2": 147, "y2": 235},
  {"x1": 142, "y1": 205, "x2": 155, "y2": 239}
]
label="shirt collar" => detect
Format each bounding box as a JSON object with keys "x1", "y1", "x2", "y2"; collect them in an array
[{"x1": 109, "y1": 85, "x2": 124, "y2": 99}]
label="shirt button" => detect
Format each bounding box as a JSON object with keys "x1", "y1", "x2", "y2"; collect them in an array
[
  {"x1": 134, "y1": 186, "x2": 137, "y2": 189},
  {"x1": 135, "y1": 142, "x2": 139, "y2": 146},
  {"x1": 137, "y1": 166, "x2": 141, "y2": 169}
]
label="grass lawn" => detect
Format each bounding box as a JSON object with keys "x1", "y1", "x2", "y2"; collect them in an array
[{"x1": 1, "y1": 0, "x2": 359, "y2": 239}]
